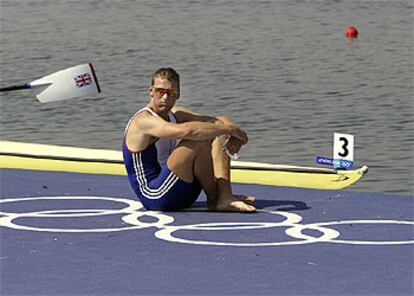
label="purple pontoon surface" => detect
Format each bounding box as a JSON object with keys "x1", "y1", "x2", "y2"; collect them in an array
[{"x1": 1, "y1": 168, "x2": 413, "y2": 295}]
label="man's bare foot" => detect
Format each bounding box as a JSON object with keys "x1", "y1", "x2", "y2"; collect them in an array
[
  {"x1": 235, "y1": 194, "x2": 255, "y2": 205},
  {"x1": 215, "y1": 194, "x2": 256, "y2": 213}
]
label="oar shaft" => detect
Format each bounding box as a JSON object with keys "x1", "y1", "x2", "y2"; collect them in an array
[{"x1": 0, "y1": 83, "x2": 31, "y2": 92}]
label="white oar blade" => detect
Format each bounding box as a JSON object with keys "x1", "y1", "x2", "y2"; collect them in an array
[{"x1": 29, "y1": 63, "x2": 101, "y2": 103}]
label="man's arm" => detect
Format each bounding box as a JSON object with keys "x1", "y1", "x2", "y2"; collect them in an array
[
  {"x1": 172, "y1": 105, "x2": 248, "y2": 145},
  {"x1": 137, "y1": 113, "x2": 238, "y2": 142},
  {"x1": 173, "y1": 105, "x2": 245, "y2": 136},
  {"x1": 172, "y1": 105, "x2": 218, "y2": 124}
]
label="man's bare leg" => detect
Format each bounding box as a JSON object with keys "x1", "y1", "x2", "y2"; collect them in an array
[
  {"x1": 167, "y1": 140, "x2": 220, "y2": 209},
  {"x1": 210, "y1": 137, "x2": 256, "y2": 212},
  {"x1": 167, "y1": 139, "x2": 255, "y2": 212},
  {"x1": 190, "y1": 141, "x2": 255, "y2": 210}
]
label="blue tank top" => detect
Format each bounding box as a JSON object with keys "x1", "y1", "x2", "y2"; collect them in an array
[
  {"x1": 122, "y1": 107, "x2": 203, "y2": 210},
  {"x1": 122, "y1": 107, "x2": 178, "y2": 191}
]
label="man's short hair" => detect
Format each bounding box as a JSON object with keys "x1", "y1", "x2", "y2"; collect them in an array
[{"x1": 151, "y1": 68, "x2": 180, "y2": 89}]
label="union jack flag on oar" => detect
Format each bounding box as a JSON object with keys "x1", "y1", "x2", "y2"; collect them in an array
[
  {"x1": 0, "y1": 63, "x2": 100, "y2": 103},
  {"x1": 74, "y1": 73, "x2": 92, "y2": 88}
]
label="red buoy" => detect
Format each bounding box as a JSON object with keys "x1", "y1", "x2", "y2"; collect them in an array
[{"x1": 346, "y1": 26, "x2": 359, "y2": 38}]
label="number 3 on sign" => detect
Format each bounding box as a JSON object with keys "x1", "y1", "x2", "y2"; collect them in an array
[{"x1": 334, "y1": 133, "x2": 354, "y2": 162}]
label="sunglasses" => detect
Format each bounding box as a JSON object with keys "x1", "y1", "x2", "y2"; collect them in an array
[{"x1": 153, "y1": 87, "x2": 178, "y2": 97}]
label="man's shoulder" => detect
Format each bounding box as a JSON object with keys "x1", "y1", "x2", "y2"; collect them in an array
[
  {"x1": 129, "y1": 110, "x2": 160, "y2": 129},
  {"x1": 128, "y1": 109, "x2": 149, "y2": 122}
]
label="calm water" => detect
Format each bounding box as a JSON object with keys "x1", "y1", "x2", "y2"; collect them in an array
[{"x1": 1, "y1": 0, "x2": 413, "y2": 195}]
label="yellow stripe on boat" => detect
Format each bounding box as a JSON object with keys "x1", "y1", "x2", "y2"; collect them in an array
[
  {"x1": 0, "y1": 141, "x2": 367, "y2": 190},
  {"x1": 0, "y1": 155, "x2": 126, "y2": 176}
]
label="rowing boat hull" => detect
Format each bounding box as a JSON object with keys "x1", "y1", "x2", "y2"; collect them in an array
[{"x1": 0, "y1": 141, "x2": 367, "y2": 190}]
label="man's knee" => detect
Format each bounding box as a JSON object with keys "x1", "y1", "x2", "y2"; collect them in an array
[
  {"x1": 180, "y1": 139, "x2": 212, "y2": 153},
  {"x1": 167, "y1": 139, "x2": 213, "y2": 182}
]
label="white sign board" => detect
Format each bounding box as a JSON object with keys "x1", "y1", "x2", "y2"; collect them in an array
[{"x1": 333, "y1": 133, "x2": 354, "y2": 162}]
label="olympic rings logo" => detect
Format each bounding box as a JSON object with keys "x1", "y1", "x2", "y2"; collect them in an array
[{"x1": 0, "y1": 196, "x2": 413, "y2": 247}]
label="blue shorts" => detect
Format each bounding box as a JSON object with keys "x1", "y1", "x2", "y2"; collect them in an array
[
  {"x1": 133, "y1": 165, "x2": 202, "y2": 211},
  {"x1": 123, "y1": 139, "x2": 202, "y2": 211}
]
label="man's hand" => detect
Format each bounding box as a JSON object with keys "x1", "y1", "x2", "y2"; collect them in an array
[
  {"x1": 216, "y1": 116, "x2": 248, "y2": 145},
  {"x1": 222, "y1": 125, "x2": 248, "y2": 155},
  {"x1": 228, "y1": 126, "x2": 248, "y2": 145},
  {"x1": 224, "y1": 136, "x2": 245, "y2": 155}
]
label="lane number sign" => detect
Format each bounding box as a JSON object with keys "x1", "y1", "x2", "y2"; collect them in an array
[
  {"x1": 317, "y1": 132, "x2": 354, "y2": 169},
  {"x1": 333, "y1": 132, "x2": 354, "y2": 167}
]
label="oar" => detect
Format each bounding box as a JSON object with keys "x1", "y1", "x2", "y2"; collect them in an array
[{"x1": 0, "y1": 63, "x2": 101, "y2": 103}]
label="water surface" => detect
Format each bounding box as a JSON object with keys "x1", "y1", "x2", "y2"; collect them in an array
[{"x1": 1, "y1": 0, "x2": 413, "y2": 195}]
